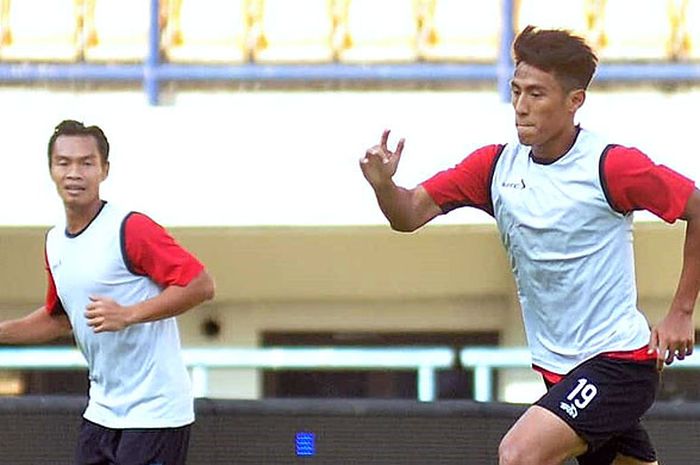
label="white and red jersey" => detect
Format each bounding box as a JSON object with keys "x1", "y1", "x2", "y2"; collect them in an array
[
  {"x1": 422, "y1": 127, "x2": 694, "y2": 376},
  {"x1": 44, "y1": 201, "x2": 204, "y2": 428}
]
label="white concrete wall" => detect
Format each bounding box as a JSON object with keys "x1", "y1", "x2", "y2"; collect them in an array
[{"x1": 0, "y1": 86, "x2": 698, "y2": 227}]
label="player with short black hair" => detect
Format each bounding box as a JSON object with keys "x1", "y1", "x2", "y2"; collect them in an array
[
  {"x1": 360, "y1": 26, "x2": 700, "y2": 465},
  {"x1": 0, "y1": 120, "x2": 215, "y2": 465}
]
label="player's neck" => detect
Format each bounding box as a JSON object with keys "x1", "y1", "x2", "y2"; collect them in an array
[
  {"x1": 64, "y1": 199, "x2": 105, "y2": 235},
  {"x1": 531, "y1": 125, "x2": 579, "y2": 164}
]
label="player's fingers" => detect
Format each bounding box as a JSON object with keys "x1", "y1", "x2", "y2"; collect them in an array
[
  {"x1": 678, "y1": 343, "x2": 692, "y2": 359},
  {"x1": 647, "y1": 330, "x2": 658, "y2": 355},
  {"x1": 656, "y1": 342, "x2": 667, "y2": 371},
  {"x1": 365, "y1": 145, "x2": 381, "y2": 159},
  {"x1": 380, "y1": 129, "x2": 390, "y2": 152},
  {"x1": 395, "y1": 138, "x2": 405, "y2": 158},
  {"x1": 664, "y1": 343, "x2": 677, "y2": 365},
  {"x1": 673, "y1": 345, "x2": 685, "y2": 361}
]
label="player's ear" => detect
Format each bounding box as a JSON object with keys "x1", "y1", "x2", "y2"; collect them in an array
[
  {"x1": 568, "y1": 88, "x2": 586, "y2": 114},
  {"x1": 101, "y1": 160, "x2": 110, "y2": 181}
]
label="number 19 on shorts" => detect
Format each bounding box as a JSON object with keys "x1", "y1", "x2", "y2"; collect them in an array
[
  {"x1": 559, "y1": 378, "x2": 598, "y2": 419},
  {"x1": 567, "y1": 378, "x2": 598, "y2": 408}
]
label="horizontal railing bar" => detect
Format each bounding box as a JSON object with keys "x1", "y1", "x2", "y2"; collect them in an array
[{"x1": 0, "y1": 346, "x2": 455, "y2": 370}]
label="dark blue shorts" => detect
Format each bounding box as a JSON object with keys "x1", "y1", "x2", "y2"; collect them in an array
[
  {"x1": 535, "y1": 355, "x2": 659, "y2": 464},
  {"x1": 75, "y1": 418, "x2": 192, "y2": 465}
]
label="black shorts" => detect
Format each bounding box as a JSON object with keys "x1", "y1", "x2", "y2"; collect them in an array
[
  {"x1": 75, "y1": 418, "x2": 192, "y2": 465},
  {"x1": 535, "y1": 355, "x2": 659, "y2": 464}
]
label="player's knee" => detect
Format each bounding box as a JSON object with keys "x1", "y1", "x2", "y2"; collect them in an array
[{"x1": 498, "y1": 435, "x2": 536, "y2": 465}]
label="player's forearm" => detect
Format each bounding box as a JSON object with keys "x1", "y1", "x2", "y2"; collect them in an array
[
  {"x1": 373, "y1": 182, "x2": 424, "y2": 232},
  {"x1": 0, "y1": 307, "x2": 71, "y2": 344},
  {"x1": 126, "y1": 270, "x2": 215, "y2": 325},
  {"x1": 670, "y1": 216, "x2": 700, "y2": 315}
]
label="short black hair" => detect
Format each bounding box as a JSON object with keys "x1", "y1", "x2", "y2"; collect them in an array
[
  {"x1": 512, "y1": 25, "x2": 598, "y2": 91},
  {"x1": 47, "y1": 120, "x2": 110, "y2": 166}
]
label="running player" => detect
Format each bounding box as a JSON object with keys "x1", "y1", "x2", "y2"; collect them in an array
[
  {"x1": 360, "y1": 26, "x2": 700, "y2": 465},
  {"x1": 0, "y1": 120, "x2": 215, "y2": 465}
]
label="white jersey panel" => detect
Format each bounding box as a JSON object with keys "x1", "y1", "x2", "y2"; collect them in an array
[
  {"x1": 45, "y1": 202, "x2": 194, "y2": 428},
  {"x1": 491, "y1": 129, "x2": 651, "y2": 374}
]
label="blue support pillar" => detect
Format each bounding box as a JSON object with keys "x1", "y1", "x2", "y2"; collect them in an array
[
  {"x1": 498, "y1": 0, "x2": 515, "y2": 102},
  {"x1": 145, "y1": 0, "x2": 161, "y2": 105}
]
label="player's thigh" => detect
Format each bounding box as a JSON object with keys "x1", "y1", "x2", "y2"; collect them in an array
[
  {"x1": 74, "y1": 419, "x2": 118, "y2": 465},
  {"x1": 499, "y1": 405, "x2": 587, "y2": 465},
  {"x1": 612, "y1": 454, "x2": 658, "y2": 465},
  {"x1": 115, "y1": 425, "x2": 191, "y2": 465}
]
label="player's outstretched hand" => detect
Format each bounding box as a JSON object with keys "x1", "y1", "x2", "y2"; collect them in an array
[
  {"x1": 648, "y1": 309, "x2": 694, "y2": 371},
  {"x1": 359, "y1": 129, "x2": 405, "y2": 188},
  {"x1": 85, "y1": 295, "x2": 131, "y2": 333}
]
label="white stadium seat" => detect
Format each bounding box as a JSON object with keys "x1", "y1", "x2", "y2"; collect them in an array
[
  {"x1": 253, "y1": 0, "x2": 335, "y2": 63},
  {"x1": 164, "y1": 0, "x2": 252, "y2": 64},
  {"x1": 0, "y1": 0, "x2": 81, "y2": 62}
]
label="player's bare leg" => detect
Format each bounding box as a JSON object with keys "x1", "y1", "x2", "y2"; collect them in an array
[{"x1": 499, "y1": 405, "x2": 587, "y2": 465}]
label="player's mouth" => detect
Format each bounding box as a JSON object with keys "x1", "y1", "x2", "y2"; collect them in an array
[{"x1": 64, "y1": 185, "x2": 85, "y2": 194}]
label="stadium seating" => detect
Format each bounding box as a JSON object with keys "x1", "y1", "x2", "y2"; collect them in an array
[
  {"x1": 164, "y1": 0, "x2": 252, "y2": 64},
  {"x1": 252, "y1": 0, "x2": 336, "y2": 63},
  {"x1": 0, "y1": 0, "x2": 81, "y2": 62},
  {"x1": 515, "y1": 0, "x2": 596, "y2": 42},
  {"x1": 597, "y1": 0, "x2": 674, "y2": 61},
  {"x1": 419, "y1": 0, "x2": 501, "y2": 62},
  {"x1": 83, "y1": 0, "x2": 151, "y2": 62},
  {"x1": 677, "y1": 0, "x2": 700, "y2": 59},
  {"x1": 336, "y1": 0, "x2": 420, "y2": 63}
]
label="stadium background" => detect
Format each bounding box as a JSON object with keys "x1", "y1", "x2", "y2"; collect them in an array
[{"x1": 1, "y1": 0, "x2": 700, "y2": 463}]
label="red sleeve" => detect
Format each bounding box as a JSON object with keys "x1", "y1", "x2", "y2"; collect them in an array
[
  {"x1": 44, "y1": 245, "x2": 64, "y2": 316},
  {"x1": 421, "y1": 144, "x2": 504, "y2": 216},
  {"x1": 602, "y1": 145, "x2": 695, "y2": 223},
  {"x1": 123, "y1": 213, "x2": 205, "y2": 288}
]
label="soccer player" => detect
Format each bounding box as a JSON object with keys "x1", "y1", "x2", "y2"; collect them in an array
[
  {"x1": 360, "y1": 26, "x2": 700, "y2": 465},
  {"x1": 0, "y1": 120, "x2": 215, "y2": 465}
]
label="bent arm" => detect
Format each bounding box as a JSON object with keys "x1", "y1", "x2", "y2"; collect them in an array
[
  {"x1": 360, "y1": 130, "x2": 443, "y2": 232},
  {"x1": 670, "y1": 189, "x2": 700, "y2": 315},
  {"x1": 0, "y1": 307, "x2": 72, "y2": 344},
  {"x1": 650, "y1": 189, "x2": 700, "y2": 368},
  {"x1": 126, "y1": 269, "x2": 215, "y2": 325},
  {"x1": 372, "y1": 182, "x2": 442, "y2": 232}
]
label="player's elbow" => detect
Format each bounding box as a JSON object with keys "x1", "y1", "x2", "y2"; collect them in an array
[
  {"x1": 202, "y1": 274, "x2": 216, "y2": 302},
  {"x1": 388, "y1": 211, "x2": 428, "y2": 232},
  {"x1": 389, "y1": 219, "x2": 420, "y2": 233},
  {"x1": 194, "y1": 270, "x2": 216, "y2": 303}
]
